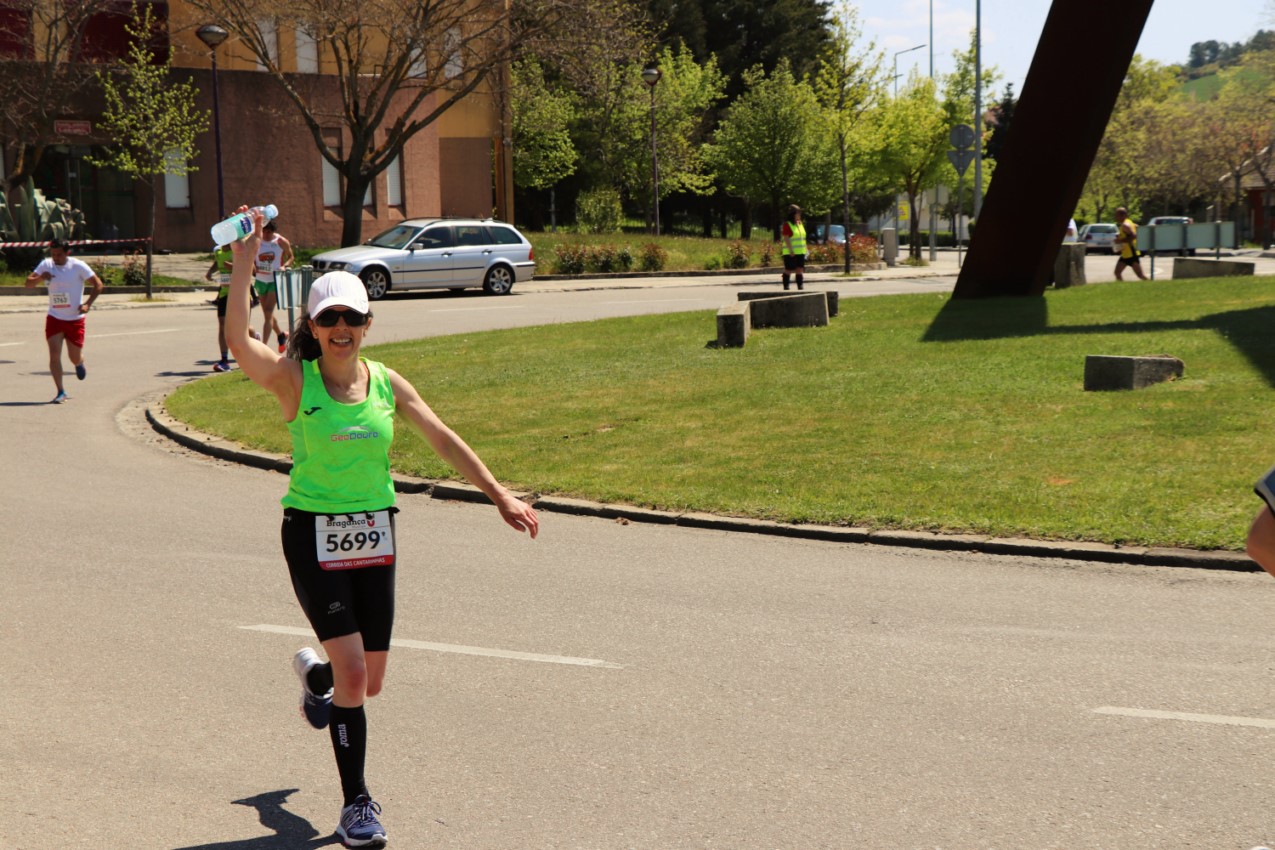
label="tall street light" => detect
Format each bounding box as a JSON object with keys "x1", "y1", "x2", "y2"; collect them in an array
[
  {"x1": 196, "y1": 24, "x2": 228, "y2": 219},
  {"x1": 641, "y1": 65, "x2": 661, "y2": 235},
  {"x1": 892, "y1": 43, "x2": 925, "y2": 98},
  {"x1": 973, "y1": 0, "x2": 984, "y2": 221}
]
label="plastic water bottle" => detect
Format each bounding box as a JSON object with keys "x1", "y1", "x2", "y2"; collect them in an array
[{"x1": 210, "y1": 204, "x2": 278, "y2": 246}]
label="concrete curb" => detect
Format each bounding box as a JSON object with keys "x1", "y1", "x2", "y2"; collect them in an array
[{"x1": 145, "y1": 397, "x2": 1256, "y2": 573}]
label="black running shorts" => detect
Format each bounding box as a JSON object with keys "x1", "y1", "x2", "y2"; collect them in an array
[{"x1": 280, "y1": 507, "x2": 397, "y2": 651}]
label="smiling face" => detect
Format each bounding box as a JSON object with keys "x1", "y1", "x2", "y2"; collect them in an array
[{"x1": 308, "y1": 308, "x2": 372, "y2": 359}]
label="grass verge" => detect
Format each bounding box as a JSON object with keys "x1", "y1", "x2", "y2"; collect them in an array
[{"x1": 165, "y1": 276, "x2": 1275, "y2": 551}]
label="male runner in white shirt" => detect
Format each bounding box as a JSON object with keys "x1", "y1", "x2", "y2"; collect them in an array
[{"x1": 25, "y1": 239, "x2": 104, "y2": 403}]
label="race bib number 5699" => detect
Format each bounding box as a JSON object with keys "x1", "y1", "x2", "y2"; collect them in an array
[{"x1": 315, "y1": 511, "x2": 394, "y2": 570}]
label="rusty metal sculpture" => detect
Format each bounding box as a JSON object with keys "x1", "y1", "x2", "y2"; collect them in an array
[{"x1": 952, "y1": 0, "x2": 1154, "y2": 298}]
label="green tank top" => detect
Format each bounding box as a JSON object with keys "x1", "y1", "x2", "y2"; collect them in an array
[{"x1": 282, "y1": 358, "x2": 397, "y2": 512}]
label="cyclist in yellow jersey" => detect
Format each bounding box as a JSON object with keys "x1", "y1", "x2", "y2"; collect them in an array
[
  {"x1": 224, "y1": 206, "x2": 539, "y2": 848},
  {"x1": 1113, "y1": 207, "x2": 1147, "y2": 281}
]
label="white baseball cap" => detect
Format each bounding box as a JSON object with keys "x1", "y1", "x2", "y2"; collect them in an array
[{"x1": 307, "y1": 271, "x2": 369, "y2": 317}]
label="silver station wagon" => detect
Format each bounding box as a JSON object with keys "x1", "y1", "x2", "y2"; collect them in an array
[{"x1": 310, "y1": 218, "x2": 536, "y2": 299}]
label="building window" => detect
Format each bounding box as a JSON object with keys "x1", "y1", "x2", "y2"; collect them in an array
[
  {"x1": 81, "y1": 0, "x2": 169, "y2": 64},
  {"x1": 295, "y1": 24, "x2": 317, "y2": 73},
  {"x1": 408, "y1": 46, "x2": 427, "y2": 79},
  {"x1": 386, "y1": 154, "x2": 402, "y2": 207},
  {"x1": 322, "y1": 134, "x2": 341, "y2": 207},
  {"x1": 0, "y1": 8, "x2": 32, "y2": 59},
  {"x1": 256, "y1": 18, "x2": 278, "y2": 70},
  {"x1": 443, "y1": 27, "x2": 462, "y2": 79},
  {"x1": 163, "y1": 149, "x2": 190, "y2": 209}
]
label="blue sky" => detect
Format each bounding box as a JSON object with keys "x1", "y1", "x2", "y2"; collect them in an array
[{"x1": 851, "y1": 0, "x2": 1273, "y2": 96}]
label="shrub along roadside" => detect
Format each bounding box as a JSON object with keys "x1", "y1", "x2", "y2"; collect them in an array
[
  {"x1": 165, "y1": 275, "x2": 1275, "y2": 551},
  {"x1": 541, "y1": 233, "x2": 880, "y2": 274}
]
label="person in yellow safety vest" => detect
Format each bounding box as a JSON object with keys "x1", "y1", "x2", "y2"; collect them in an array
[
  {"x1": 1113, "y1": 206, "x2": 1147, "y2": 281},
  {"x1": 781, "y1": 204, "x2": 806, "y2": 290}
]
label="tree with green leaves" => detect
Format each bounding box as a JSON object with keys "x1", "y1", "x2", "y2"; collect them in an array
[
  {"x1": 643, "y1": 0, "x2": 833, "y2": 100},
  {"x1": 610, "y1": 45, "x2": 725, "y2": 228},
  {"x1": 88, "y1": 3, "x2": 208, "y2": 297},
  {"x1": 1077, "y1": 56, "x2": 1178, "y2": 222},
  {"x1": 814, "y1": 1, "x2": 883, "y2": 271},
  {"x1": 704, "y1": 60, "x2": 840, "y2": 238},
  {"x1": 875, "y1": 75, "x2": 947, "y2": 260},
  {"x1": 511, "y1": 57, "x2": 579, "y2": 193}
]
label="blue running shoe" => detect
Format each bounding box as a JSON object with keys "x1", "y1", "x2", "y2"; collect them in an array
[
  {"x1": 337, "y1": 795, "x2": 386, "y2": 848},
  {"x1": 213, "y1": 360, "x2": 232, "y2": 373},
  {"x1": 75, "y1": 363, "x2": 86, "y2": 380},
  {"x1": 51, "y1": 390, "x2": 68, "y2": 404},
  {"x1": 292, "y1": 647, "x2": 332, "y2": 729}
]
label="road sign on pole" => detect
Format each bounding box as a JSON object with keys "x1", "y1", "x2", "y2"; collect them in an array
[
  {"x1": 950, "y1": 124, "x2": 975, "y2": 150},
  {"x1": 947, "y1": 148, "x2": 975, "y2": 176}
]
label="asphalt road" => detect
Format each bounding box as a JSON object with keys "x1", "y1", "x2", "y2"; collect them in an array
[{"x1": 4, "y1": 277, "x2": 1275, "y2": 850}]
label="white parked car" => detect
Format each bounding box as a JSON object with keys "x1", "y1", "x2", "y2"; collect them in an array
[
  {"x1": 1077, "y1": 223, "x2": 1118, "y2": 254},
  {"x1": 310, "y1": 218, "x2": 535, "y2": 299}
]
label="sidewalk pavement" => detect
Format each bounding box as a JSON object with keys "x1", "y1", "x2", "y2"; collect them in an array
[{"x1": 0, "y1": 251, "x2": 965, "y2": 313}]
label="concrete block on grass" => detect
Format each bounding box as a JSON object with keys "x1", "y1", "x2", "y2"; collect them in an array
[
  {"x1": 747, "y1": 292, "x2": 830, "y2": 329},
  {"x1": 1053, "y1": 243, "x2": 1086, "y2": 288},
  {"x1": 1084, "y1": 355, "x2": 1184, "y2": 391},
  {"x1": 1172, "y1": 257, "x2": 1254, "y2": 279},
  {"x1": 738, "y1": 289, "x2": 839, "y2": 317},
  {"x1": 715, "y1": 302, "x2": 750, "y2": 348}
]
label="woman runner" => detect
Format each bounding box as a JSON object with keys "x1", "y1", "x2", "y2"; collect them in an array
[{"x1": 224, "y1": 206, "x2": 539, "y2": 847}]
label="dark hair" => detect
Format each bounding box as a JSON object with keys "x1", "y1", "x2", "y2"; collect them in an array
[
  {"x1": 49, "y1": 238, "x2": 70, "y2": 251},
  {"x1": 786, "y1": 205, "x2": 801, "y2": 223},
  {"x1": 285, "y1": 309, "x2": 374, "y2": 362},
  {"x1": 264, "y1": 221, "x2": 278, "y2": 233},
  {"x1": 285, "y1": 311, "x2": 323, "y2": 361}
]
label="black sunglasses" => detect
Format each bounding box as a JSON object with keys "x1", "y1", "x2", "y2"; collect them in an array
[{"x1": 313, "y1": 309, "x2": 369, "y2": 328}]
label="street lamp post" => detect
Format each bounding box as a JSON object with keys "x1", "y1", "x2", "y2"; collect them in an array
[
  {"x1": 196, "y1": 24, "x2": 228, "y2": 219},
  {"x1": 973, "y1": 0, "x2": 983, "y2": 221},
  {"x1": 641, "y1": 65, "x2": 661, "y2": 235},
  {"x1": 892, "y1": 43, "x2": 925, "y2": 98}
]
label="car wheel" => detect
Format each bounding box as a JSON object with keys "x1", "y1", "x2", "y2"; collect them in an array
[
  {"x1": 483, "y1": 265, "x2": 514, "y2": 295},
  {"x1": 360, "y1": 268, "x2": 390, "y2": 301}
]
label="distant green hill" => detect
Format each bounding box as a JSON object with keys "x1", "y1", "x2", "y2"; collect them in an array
[{"x1": 1182, "y1": 73, "x2": 1223, "y2": 100}]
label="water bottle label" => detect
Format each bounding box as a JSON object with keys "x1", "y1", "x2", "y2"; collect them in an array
[{"x1": 237, "y1": 216, "x2": 250, "y2": 238}]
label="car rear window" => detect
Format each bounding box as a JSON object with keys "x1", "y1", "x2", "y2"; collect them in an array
[
  {"x1": 1092, "y1": 225, "x2": 1116, "y2": 233},
  {"x1": 454, "y1": 225, "x2": 491, "y2": 246},
  {"x1": 488, "y1": 226, "x2": 524, "y2": 245},
  {"x1": 417, "y1": 227, "x2": 454, "y2": 249}
]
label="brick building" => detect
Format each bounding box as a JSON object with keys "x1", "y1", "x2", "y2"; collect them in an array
[{"x1": 2, "y1": 0, "x2": 511, "y2": 252}]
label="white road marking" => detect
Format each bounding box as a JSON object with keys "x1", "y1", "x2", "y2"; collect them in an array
[
  {"x1": 94, "y1": 328, "x2": 182, "y2": 339},
  {"x1": 240, "y1": 623, "x2": 622, "y2": 669},
  {"x1": 1093, "y1": 706, "x2": 1275, "y2": 729},
  {"x1": 0, "y1": 341, "x2": 27, "y2": 347}
]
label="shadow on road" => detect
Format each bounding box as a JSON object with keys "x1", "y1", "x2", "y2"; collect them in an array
[
  {"x1": 921, "y1": 297, "x2": 1275, "y2": 388},
  {"x1": 171, "y1": 789, "x2": 341, "y2": 850}
]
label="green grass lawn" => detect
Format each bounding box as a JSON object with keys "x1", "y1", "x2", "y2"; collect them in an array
[{"x1": 165, "y1": 276, "x2": 1275, "y2": 551}]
